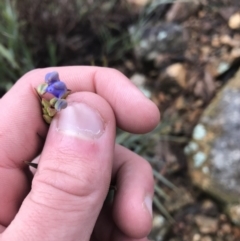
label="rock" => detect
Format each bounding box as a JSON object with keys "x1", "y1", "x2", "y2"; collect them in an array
[
  {"x1": 126, "y1": 0, "x2": 151, "y2": 7},
  {"x1": 221, "y1": 223, "x2": 232, "y2": 234},
  {"x1": 200, "y1": 236, "x2": 212, "y2": 241},
  {"x1": 166, "y1": 63, "x2": 187, "y2": 89},
  {"x1": 129, "y1": 22, "x2": 188, "y2": 61},
  {"x1": 185, "y1": 68, "x2": 240, "y2": 224},
  {"x1": 220, "y1": 35, "x2": 240, "y2": 47},
  {"x1": 228, "y1": 12, "x2": 240, "y2": 29},
  {"x1": 130, "y1": 73, "x2": 146, "y2": 87},
  {"x1": 130, "y1": 73, "x2": 151, "y2": 98},
  {"x1": 195, "y1": 215, "x2": 218, "y2": 234},
  {"x1": 150, "y1": 214, "x2": 168, "y2": 241},
  {"x1": 152, "y1": 214, "x2": 165, "y2": 229},
  {"x1": 228, "y1": 205, "x2": 240, "y2": 224},
  {"x1": 125, "y1": 0, "x2": 152, "y2": 13},
  {"x1": 230, "y1": 47, "x2": 240, "y2": 61},
  {"x1": 166, "y1": 0, "x2": 200, "y2": 22},
  {"x1": 193, "y1": 233, "x2": 201, "y2": 241},
  {"x1": 201, "y1": 199, "x2": 218, "y2": 216}
]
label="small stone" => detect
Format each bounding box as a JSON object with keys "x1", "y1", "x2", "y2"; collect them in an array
[
  {"x1": 152, "y1": 214, "x2": 165, "y2": 229},
  {"x1": 230, "y1": 48, "x2": 240, "y2": 60},
  {"x1": 200, "y1": 236, "x2": 212, "y2": 241},
  {"x1": 202, "y1": 166, "x2": 209, "y2": 174},
  {"x1": 127, "y1": 0, "x2": 151, "y2": 6},
  {"x1": 211, "y1": 35, "x2": 220, "y2": 47},
  {"x1": 193, "y1": 124, "x2": 207, "y2": 140},
  {"x1": 217, "y1": 62, "x2": 230, "y2": 75},
  {"x1": 220, "y1": 35, "x2": 234, "y2": 46},
  {"x1": 201, "y1": 200, "x2": 216, "y2": 212},
  {"x1": 228, "y1": 12, "x2": 240, "y2": 29},
  {"x1": 166, "y1": 63, "x2": 187, "y2": 88},
  {"x1": 130, "y1": 73, "x2": 146, "y2": 87},
  {"x1": 201, "y1": 46, "x2": 211, "y2": 59},
  {"x1": 192, "y1": 233, "x2": 201, "y2": 241},
  {"x1": 220, "y1": 34, "x2": 231, "y2": 44},
  {"x1": 184, "y1": 141, "x2": 199, "y2": 155},
  {"x1": 193, "y1": 152, "x2": 207, "y2": 168},
  {"x1": 221, "y1": 223, "x2": 231, "y2": 234},
  {"x1": 219, "y1": 214, "x2": 227, "y2": 222},
  {"x1": 124, "y1": 60, "x2": 135, "y2": 71},
  {"x1": 228, "y1": 205, "x2": 240, "y2": 224},
  {"x1": 195, "y1": 215, "x2": 218, "y2": 234},
  {"x1": 138, "y1": 86, "x2": 151, "y2": 98}
]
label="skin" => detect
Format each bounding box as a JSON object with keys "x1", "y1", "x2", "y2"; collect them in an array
[{"x1": 0, "y1": 67, "x2": 160, "y2": 241}]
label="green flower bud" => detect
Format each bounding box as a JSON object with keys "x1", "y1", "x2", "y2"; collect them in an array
[
  {"x1": 46, "y1": 107, "x2": 57, "y2": 117},
  {"x1": 49, "y1": 97, "x2": 58, "y2": 107},
  {"x1": 42, "y1": 107, "x2": 48, "y2": 115},
  {"x1": 43, "y1": 114, "x2": 52, "y2": 124},
  {"x1": 37, "y1": 83, "x2": 48, "y2": 95},
  {"x1": 54, "y1": 99, "x2": 68, "y2": 111},
  {"x1": 41, "y1": 98, "x2": 51, "y2": 109}
]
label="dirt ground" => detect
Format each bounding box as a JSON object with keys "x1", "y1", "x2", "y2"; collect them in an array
[{"x1": 122, "y1": 1, "x2": 240, "y2": 240}]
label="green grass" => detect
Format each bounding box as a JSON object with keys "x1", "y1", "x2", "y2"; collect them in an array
[
  {"x1": 0, "y1": 0, "x2": 34, "y2": 90},
  {"x1": 117, "y1": 122, "x2": 187, "y2": 221}
]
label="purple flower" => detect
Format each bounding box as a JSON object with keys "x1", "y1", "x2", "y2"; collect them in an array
[
  {"x1": 45, "y1": 71, "x2": 60, "y2": 85},
  {"x1": 46, "y1": 81, "x2": 67, "y2": 98}
]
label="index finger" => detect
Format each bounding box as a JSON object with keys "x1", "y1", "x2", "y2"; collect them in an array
[{"x1": 28, "y1": 66, "x2": 160, "y2": 133}]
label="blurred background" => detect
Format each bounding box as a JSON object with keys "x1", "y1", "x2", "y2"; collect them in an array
[{"x1": 1, "y1": 0, "x2": 240, "y2": 240}]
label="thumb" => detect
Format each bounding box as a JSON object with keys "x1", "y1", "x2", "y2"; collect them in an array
[{"x1": 2, "y1": 92, "x2": 115, "y2": 241}]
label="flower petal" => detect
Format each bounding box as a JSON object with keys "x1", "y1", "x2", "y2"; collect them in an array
[{"x1": 45, "y1": 71, "x2": 60, "y2": 85}]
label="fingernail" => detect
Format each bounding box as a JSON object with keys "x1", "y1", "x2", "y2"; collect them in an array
[
  {"x1": 144, "y1": 195, "x2": 153, "y2": 217},
  {"x1": 56, "y1": 102, "x2": 105, "y2": 139}
]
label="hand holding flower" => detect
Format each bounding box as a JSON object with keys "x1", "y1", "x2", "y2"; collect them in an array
[{"x1": 0, "y1": 67, "x2": 159, "y2": 241}]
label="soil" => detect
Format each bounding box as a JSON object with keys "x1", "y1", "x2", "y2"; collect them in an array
[{"x1": 119, "y1": 1, "x2": 240, "y2": 240}]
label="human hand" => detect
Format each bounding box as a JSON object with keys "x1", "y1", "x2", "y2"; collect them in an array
[{"x1": 0, "y1": 67, "x2": 160, "y2": 241}]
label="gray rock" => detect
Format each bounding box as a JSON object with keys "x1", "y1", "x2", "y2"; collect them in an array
[
  {"x1": 194, "y1": 215, "x2": 218, "y2": 234},
  {"x1": 186, "y1": 68, "x2": 240, "y2": 224},
  {"x1": 129, "y1": 22, "x2": 188, "y2": 60}
]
